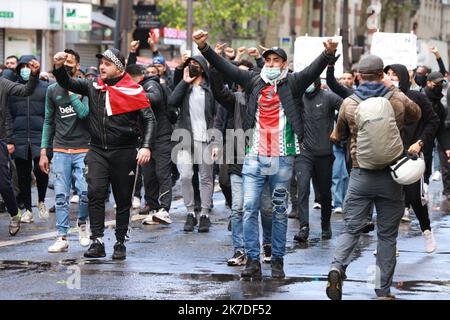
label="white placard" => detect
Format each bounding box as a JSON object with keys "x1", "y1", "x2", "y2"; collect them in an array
[
  {"x1": 370, "y1": 32, "x2": 417, "y2": 70},
  {"x1": 294, "y1": 36, "x2": 343, "y2": 78}
]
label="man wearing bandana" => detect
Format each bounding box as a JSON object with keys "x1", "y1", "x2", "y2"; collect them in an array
[{"x1": 52, "y1": 48, "x2": 156, "y2": 260}]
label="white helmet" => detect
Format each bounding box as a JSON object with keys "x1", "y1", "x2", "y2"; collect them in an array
[{"x1": 390, "y1": 153, "x2": 425, "y2": 185}]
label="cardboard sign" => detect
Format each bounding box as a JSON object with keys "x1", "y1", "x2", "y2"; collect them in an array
[
  {"x1": 370, "y1": 32, "x2": 417, "y2": 70},
  {"x1": 294, "y1": 36, "x2": 343, "y2": 78}
]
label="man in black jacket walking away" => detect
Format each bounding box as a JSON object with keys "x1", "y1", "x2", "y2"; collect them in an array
[
  {"x1": 52, "y1": 48, "x2": 156, "y2": 260},
  {"x1": 0, "y1": 59, "x2": 40, "y2": 236}
]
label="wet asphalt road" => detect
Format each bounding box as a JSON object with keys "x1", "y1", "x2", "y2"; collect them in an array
[{"x1": 1, "y1": 178, "x2": 450, "y2": 300}]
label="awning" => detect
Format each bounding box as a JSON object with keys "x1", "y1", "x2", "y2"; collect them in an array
[{"x1": 91, "y1": 11, "x2": 115, "y2": 28}]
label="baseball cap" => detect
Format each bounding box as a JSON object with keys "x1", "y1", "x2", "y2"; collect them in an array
[
  {"x1": 85, "y1": 66, "x2": 99, "y2": 77},
  {"x1": 152, "y1": 55, "x2": 166, "y2": 65},
  {"x1": 96, "y1": 48, "x2": 126, "y2": 71},
  {"x1": 357, "y1": 54, "x2": 384, "y2": 75},
  {"x1": 427, "y1": 71, "x2": 445, "y2": 83},
  {"x1": 262, "y1": 47, "x2": 288, "y2": 61}
]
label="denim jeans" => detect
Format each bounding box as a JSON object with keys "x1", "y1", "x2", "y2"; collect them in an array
[
  {"x1": 53, "y1": 152, "x2": 88, "y2": 236},
  {"x1": 230, "y1": 174, "x2": 272, "y2": 252},
  {"x1": 332, "y1": 145, "x2": 349, "y2": 209},
  {"x1": 242, "y1": 155, "x2": 294, "y2": 260}
]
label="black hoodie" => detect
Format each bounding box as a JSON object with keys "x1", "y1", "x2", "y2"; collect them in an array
[
  {"x1": 168, "y1": 55, "x2": 216, "y2": 143},
  {"x1": 385, "y1": 64, "x2": 439, "y2": 153}
]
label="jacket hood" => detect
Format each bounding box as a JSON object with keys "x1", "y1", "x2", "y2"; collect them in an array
[
  {"x1": 140, "y1": 74, "x2": 161, "y2": 86},
  {"x1": 183, "y1": 55, "x2": 210, "y2": 84},
  {"x1": 16, "y1": 55, "x2": 37, "y2": 74},
  {"x1": 354, "y1": 82, "x2": 390, "y2": 100},
  {"x1": 385, "y1": 64, "x2": 410, "y2": 93}
]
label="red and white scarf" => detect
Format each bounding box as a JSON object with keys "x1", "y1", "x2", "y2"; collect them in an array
[{"x1": 93, "y1": 73, "x2": 150, "y2": 116}]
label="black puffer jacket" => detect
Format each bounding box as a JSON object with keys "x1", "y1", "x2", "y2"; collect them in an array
[
  {"x1": 0, "y1": 75, "x2": 37, "y2": 143},
  {"x1": 8, "y1": 78, "x2": 49, "y2": 160},
  {"x1": 53, "y1": 66, "x2": 155, "y2": 150},
  {"x1": 385, "y1": 64, "x2": 440, "y2": 153}
]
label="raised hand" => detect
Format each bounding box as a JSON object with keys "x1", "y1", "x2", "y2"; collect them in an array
[
  {"x1": 192, "y1": 29, "x2": 209, "y2": 49},
  {"x1": 247, "y1": 47, "x2": 261, "y2": 59},
  {"x1": 28, "y1": 59, "x2": 41, "y2": 75},
  {"x1": 214, "y1": 43, "x2": 227, "y2": 55},
  {"x1": 53, "y1": 52, "x2": 68, "y2": 69},
  {"x1": 323, "y1": 38, "x2": 339, "y2": 55},
  {"x1": 224, "y1": 47, "x2": 236, "y2": 60},
  {"x1": 183, "y1": 66, "x2": 197, "y2": 84},
  {"x1": 130, "y1": 40, "x2": 140, "y2": 53}
]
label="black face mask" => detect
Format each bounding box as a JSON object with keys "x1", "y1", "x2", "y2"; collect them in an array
[
  {"x1": 415, "y1": 74, "x2": 427, "y2": 87},
  {"x1": 431, "y1": 85, "x2": 443, "y2": 95},
  {"x1": 64, "y1": 65, "x2": 76, "y2": 77},
  {"x1": 189, "y1": 64, "x2": 202, "y2": 78}
]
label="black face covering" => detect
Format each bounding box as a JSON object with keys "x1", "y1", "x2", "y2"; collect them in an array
[
  {"x1": 189, "y1": 64, "x2": 201, "y2": 78},
  {"x1": 64, "y1": 65, "x2": 76, "y2": 77},
  {"x1": 432, "y1": 85, "x2": 443, "y2": 96},
  {"x1": 415, "y1": 74, "x2": 427, "y2": 87}
]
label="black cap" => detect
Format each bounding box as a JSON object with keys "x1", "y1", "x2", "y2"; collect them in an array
[
  {"x1": 96, "y1": 48, "x2": 125, "y2": 71},
  {"x1": 262, "y1": 47, "x2": 288, "y2": 61},
  {"x1": 85, "y1": 66, "x2": 99, "y2": 76},
  {"x1": 427, "y1": 71, "x2": 445, "y2": 83}
]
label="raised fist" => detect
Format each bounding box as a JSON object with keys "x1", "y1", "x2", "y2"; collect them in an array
[{"x1": 53, "y1": 52, "x2": 68, "y2": 69}]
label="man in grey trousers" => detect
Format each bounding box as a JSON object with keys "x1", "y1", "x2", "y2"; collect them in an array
[{"x1": 325, "y1": 55, "x2": 421, "y2": 300}]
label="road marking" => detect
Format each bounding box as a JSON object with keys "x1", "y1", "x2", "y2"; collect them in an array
[{"x1": 0, "y1": 197, "x2": 188, "y2": 248}]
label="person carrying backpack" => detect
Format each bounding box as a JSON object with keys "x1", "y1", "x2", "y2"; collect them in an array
[{"x1": 326, "y1": 55, "x2": 421, "y2": 300}]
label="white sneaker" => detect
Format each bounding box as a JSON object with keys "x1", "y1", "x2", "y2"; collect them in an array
[
  {"x1": 401, "y1": 208, "x2": 411, "y2": 222},
  {"x1": 152, "y1": 208, "x2": 172, "y2": 224},
  {"x1": 432, "y1": 171, "x2": 441, "y2": 181},
  {"x1": 78, "y1": 223, "x2": 91, "y2": 247},
  {"x1": 70, "y1": 195, "x2": 79, "y2": 204},
  {"x1": 334, "y1": 207, "x2": 343, "y2": 214},
  {"x1": 132, "y1": 196, "x2": 141, "y2": 209},
  {"x1": 38, "y1": 202, "x2": 49, "y2": 219},
  {"x1": 313, "y1": 202, "x2": 321, "y2": 209},
  {"x1": 423, "y1": 230, "x2": 436, "y2": 253},
  {"x1": 20, "y1": 209, "x2": 34, "y2": 223},
  {"x1": 48, "y1": 237, "x2": 69, "y2": 253},
  {"x1": 142, "y1": 213, "x2": 160, "y2": 225}
]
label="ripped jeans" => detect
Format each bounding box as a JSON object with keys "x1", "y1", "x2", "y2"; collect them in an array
[
  {"x1": 242, "y1": 155, "x2": 294, "y2": 260},
  {"x1": 53, "y1": 152, "x2": 88, "y2": 236}
]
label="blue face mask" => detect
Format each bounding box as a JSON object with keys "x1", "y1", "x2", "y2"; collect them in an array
[
  {"x1": 20, "y1": 67, "x2": 31, "y2": 81},
  {"x1": 264, "y1": 67, "x2": 281, "y2": 80},
  {"x1": 306, "y1": 84, "x2": 316, "y2": 93}
]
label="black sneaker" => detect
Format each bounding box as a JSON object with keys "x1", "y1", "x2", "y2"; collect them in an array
[
  {"x1": 271, "y1": 257, "x2": 285, "y2": 279},
  {"x1": 326, "y1": 269, "x2": 343, "y2": 300},
  {"x1": 49, "y1": 205, "x2": 56, "y2": 213},
  {"x1": 263, "y1": 244, "x2": 272, "y2": 263},
  {"x1": 198, "y1": 215, "x2": 211, "y2": 233},
  {"x1": 83, "y1": 239, "x2": 106, "y2": 258},
  {"x1": 227, "y1": 250, "x2": 247, "y2": 266},
  {"x1": 112, "y1": 241, "x2": 126, "y2": 260},
  {"x1": 183, "y1": 213, "x2": 198, "y2": 232},
  {"x1": 361, "y1": 222, "x2": 375, "y2": 234},
  {"x1": 241, "y1": 258, "x2": 262, "y2": 281},
  {"x1": 322, "y1": 224, "x2": 332, "y2": 240},
  {"x1": 294, "y1": 226, "x2": 310, "y2": 242}
]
